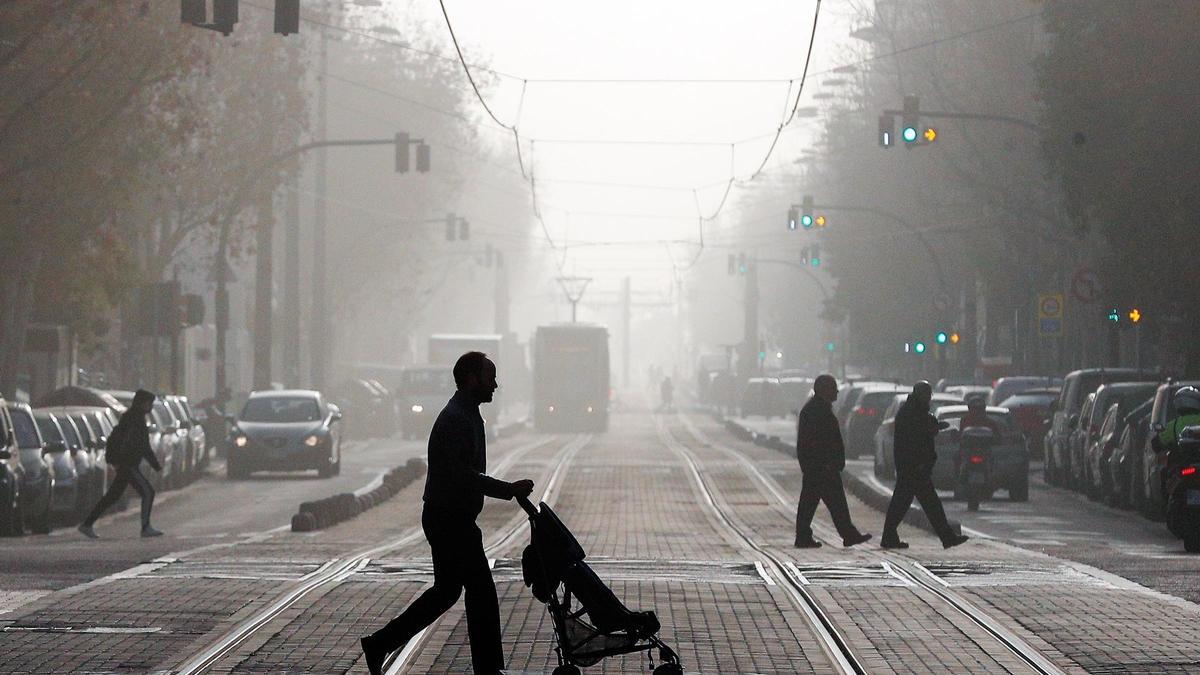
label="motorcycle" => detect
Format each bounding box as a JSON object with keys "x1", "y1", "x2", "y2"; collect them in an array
[
  {"x1": 1164, "y1": 425, "x2": 1200, "y2": 552},
  {"x1": 957, "y1": 426, "x2": 996, "y2": 511}
]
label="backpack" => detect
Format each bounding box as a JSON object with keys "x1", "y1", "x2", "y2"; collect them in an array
[{"x1": 104, "y1": 423, "x2": 134, "y2": 465}]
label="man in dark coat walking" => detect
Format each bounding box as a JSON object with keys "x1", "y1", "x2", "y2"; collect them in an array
[
  {"x1": 881, "y1": 381, "x2": 969, "y2": 549},
  {"x1": 794, "y1": 374, "x2": 872, "y2": 548},
  {"x1": 77, "y1": 388, "x2": 163, "y2": 539},
  {"x1": 360, "y1": 352, "x2": 535, "y2": 675}
]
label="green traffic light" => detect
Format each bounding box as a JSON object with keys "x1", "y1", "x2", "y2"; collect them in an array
[
  {"x1": 935, "y1": 331, "x2": 948, "y2": 345},
  {"x1": 824, "y1": 342, "x2": 835, "y2": 352},
  {"x1": 902, "y1": 126, "x2": 918, "y2": 143},
  {"x1": 914, "y1": 341, "x2": 927, "y2": 354},
  {"x1": 801, "y1": 214, "x2": 814, "y2": 228}
]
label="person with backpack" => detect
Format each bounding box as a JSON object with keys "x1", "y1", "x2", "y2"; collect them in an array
[{"x1": 78, "y1": 389, "x2": 163, "y2": 539}]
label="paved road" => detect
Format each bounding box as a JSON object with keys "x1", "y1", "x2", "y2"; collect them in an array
[{"x1": 2, "y1": 410, "x2": 1198, "y2": 673}]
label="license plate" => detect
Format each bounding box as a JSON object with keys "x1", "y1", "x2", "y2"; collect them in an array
[{"x1": 1188, "y1": 489, "x2": 1200, "y2": 506}]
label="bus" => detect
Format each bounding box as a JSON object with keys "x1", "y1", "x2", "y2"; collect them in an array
[{"x1": 533, "y1": 324, "x2": 610, "y2": 432}]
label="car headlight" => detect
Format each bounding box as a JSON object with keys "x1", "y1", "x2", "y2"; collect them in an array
[
  {"x1": 548, "y1": 405, "x2": 555, "y2": 413},
  {"x1": 586, "y1": 406, "x2": 594, "y2": 413},
  {"x1": 411, "y1": 404, "x2": 423, "y2": 413},
  {"x1": 234, "y1": 435, "x2": 248, "y2": 447},
  {"x1": 304, "y1": 435, "x2": 321, "y2": 447}
]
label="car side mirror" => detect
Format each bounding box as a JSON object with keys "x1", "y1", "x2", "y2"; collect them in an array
[
  {"x1": 1068, "y1": 414, "x2": 1079, "y2": 429},
  {"x1": 43, "y1": 440, "x2": 67, "y2": 455}
]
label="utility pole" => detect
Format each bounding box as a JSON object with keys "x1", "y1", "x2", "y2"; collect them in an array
[
  {"x1": 621, "y1": 276, "x2": 631, "y2": 388},
  {"x1": 311, "y1": 26, "x2": 329, "y2": 390},
  {"x1": 282, "y1": 183, "x2": 300, "y2": 386},
  {"x1": 252, "y1": 189, "x2": 274, "y2": 389}
]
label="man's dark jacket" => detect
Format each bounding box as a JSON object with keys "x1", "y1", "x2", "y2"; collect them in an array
[
  {"x1": 893, "y1": 395, "x2": 942, "y2": 479},
  {"x1": 423, "y1": 390, "x2": 513, "y2": 519},
  {"x1": 796, "y1": 396, "x2": 845, "y2": 471},
  {"x1": 108, "y1": 413, "x2": 161, "y2": 471}
]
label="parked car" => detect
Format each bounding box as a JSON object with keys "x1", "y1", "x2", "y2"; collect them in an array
[
  {"x1": 1136, "y1": 381, "x2": 1200, "y2": 520},
  {"x1": 1070, "y1": 382, "x2": 1159, "y2": 492},
  {"x1": 177, "y1": 396, "x2": 207, "y2": 474},
  {"x1": 932, "y1": 405, "x2": 1028, "y2": 501},
  {"x1": 836, "y1": 381, "x2": 895, "y2": 430},
  {"x1": 943, "y1": 385, "x2": 993, "y2": 403},
  {"x1": 1109, "y1": 398, "x2": 1154, "y2": 509},
  {"x1": 844, "y1": 384, "x2": 906, "y2": 458},
  {"x1": 873, "y1": 392, "x2": 963, "y2": 479},
  {"x1": 6, "y1": 402, "x2": 61, "y2": 533},
  {"x1": 1045, "y1": 368, "x2": 1155, "y2": 487},
  {"x1": 396, "y1": 366, "x2": 455, "y2": 440},
  {"x1": 227, "y1": 390, "x2": 343, "y2": 478},
  {"x1": 778, "y1": 377, "x2": 813, "y2": 414},
  {"x1": 988, "y1": 376, "x2": 1063, "y2": 407},
  {"x1": 933, "y1": 377, "x2": 979, "y2": 393},
  {"x1": 164, "y1": 395, "x2": 203, "y2": 484},
  {"x1": 0, "y1": 398, "x2": 25, "y2": 536},
  {"x1": 148, "y1": 398, "x2": 180, "y2": 489},
  {"x1": 740, "y1": 377, "x2": 786, "y2": 419},
  {"x1": 996, "y1": 387, "x2": 1059, "y2": 459},
  {"x1": 1076, "y1": 383, "x2": 1158, "y2": 496},
  {"x1": 31, "y1": 410, "x2": 81, "y2": 522},
  {"x1": 58, "y1": 408, "x2": 111, "y2": 513}
]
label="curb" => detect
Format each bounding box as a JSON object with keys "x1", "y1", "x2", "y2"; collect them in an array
[
  {"x1": 290, "y1": 457, "x2": 427, "y2": 532},
  {"x1": 719, "y1": 415, "x2": 957, "y2": 537}
]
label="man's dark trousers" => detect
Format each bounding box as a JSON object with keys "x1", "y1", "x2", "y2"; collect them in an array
[
  {"x1": 82, "y1": 465, "x2": 154, "y2": 530},
  {"x1": 371, "y1": 508, "x2": 502, "y2": 674},
  {"x1": 795, "y1": 465, "x2": 858, "y2": 542},
  {"x1": 883, "y1": 472, "x2": 954, "y2": 540}
]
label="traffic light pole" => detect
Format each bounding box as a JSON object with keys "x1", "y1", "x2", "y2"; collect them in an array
[{"x1": 881, "y1": 108, "x2": 1038, "y2": 133}]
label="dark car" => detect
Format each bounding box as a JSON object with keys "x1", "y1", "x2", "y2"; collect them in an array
[
  {"x1": 873, "y1": 392, "x2": 963, "y2": 479},
  {"x1": 1071, "y1": 382, "x2": 1158, "y2": 493},
  {"x1": 844, "y1": 384, "x2": 906, "y2": 458},
  {"x1": 228, "y1": 390, "x2": 343, "y2": 478},
  {"x1": 997, "y1": 388, "x2": 1059, "y2": 459},
  {"x1": 32, "y1": 410, "x2": 82, "y2": 522},
  {"x1": 0, "y1": 399, "x2": 25, "y2": 536},
  {"x1": 397, "y1": 366, "x2": 455, "y2": 440},
  {"x1": 6, "y1": 402, "x2": 62, "y2": 534},
  {"x1": 1045, "y1": 368, "x2": 1157, "y2": 487},
  {"x1": 1137, "y1": 381, "x2": 1200, "y2": 520},
  {"x1": 1108, "y1": 398, "x2": 1154, "y2": 509}
]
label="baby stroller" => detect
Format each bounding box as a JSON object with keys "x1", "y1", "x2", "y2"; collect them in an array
[{"x1": 517, "y1": 496, "x2": 684, "y2": 675}]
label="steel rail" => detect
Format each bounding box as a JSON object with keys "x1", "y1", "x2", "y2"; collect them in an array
[
  {"x1": 655, "y1": 418, "x2": 865, "y2": 675},
  {"x1": 381, "y1": 433, "x2": 591, "y2": 675},
  {"x1": 674, "y1": 413, "x2": 1066, "y2": 675},
  {"x1": 172, "y1": 434, "x2": 581, "y2": 675}
]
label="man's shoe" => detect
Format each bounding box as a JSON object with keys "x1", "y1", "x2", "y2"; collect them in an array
[
  {"x1": 140, "y1": 526, "x2": 163, "y2": 538},
  {"x1": 880, "y1": 538, "x2": 909, "y2": 549},
  {"x1": 361, "y1": 635, "x2": 388, "y2": 675},
  {"x1": 794, "y1": 538, "x2": 822, "y2": 549},
  {"x1": 942, "y1": 534, "x2": 970, "y2": 549},
  {"x1": 843, "y1": 532, "x2": 872, "y2": 547},
  {"x1": 77, "y1": 524, "x2": 98, "y2": 539}
]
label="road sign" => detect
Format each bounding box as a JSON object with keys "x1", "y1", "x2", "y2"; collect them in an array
[
  {"x1": 1038, "y1": 292, "x2": 1064, "y2": 337},
  {"x1": 1071, "y1": 268, "x2": 1101, "y2": 303}
]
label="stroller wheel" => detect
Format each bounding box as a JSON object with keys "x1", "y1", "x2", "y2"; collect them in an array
[
  {"x1": 653, "y1": 664, "x2": 684, "y2": 675},
  {"x1": 552, "y1": 665, "x2": 581, "y2": 675}
]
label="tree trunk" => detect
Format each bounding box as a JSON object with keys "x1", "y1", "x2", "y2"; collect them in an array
[{"x1": 0, "y1": 250, "x2": 44, "y2": 399}]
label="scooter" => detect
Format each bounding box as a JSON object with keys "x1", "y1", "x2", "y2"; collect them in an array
[
  {"x1": 957, "y1": 426, "x2": 996, "y2": 511},
  {"x1": 1164, "y1": 425, "x2": 1200, "y2": 552}
]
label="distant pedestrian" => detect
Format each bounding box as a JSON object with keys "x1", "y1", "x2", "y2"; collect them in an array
[
  {"x1": 360, "y1": 352, "x2": 535, "y2": 675},
  {"x1": 881, "y1": 381, "x2": 969, "y2": 549},
  {"x1": 77, "y1": 389, "x2": 163, "y2": 539},
  {"x1": 794, "y1": 374, "x2": 872, "y2": 548},
  {"x1": 660, "y1": 376, "x2": 674, "y2": 411}
]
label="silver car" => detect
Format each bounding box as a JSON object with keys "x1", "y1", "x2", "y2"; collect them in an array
[
  {"x1": 228, "y1": 390, "x2": 343, "y2": 479},
  {"x1": 932, "y1": 405, "x2": 1029, "y2": 501}
]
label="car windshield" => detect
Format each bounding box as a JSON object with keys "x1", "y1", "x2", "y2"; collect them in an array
[
  {"x1": 1000, "y1": 393, "x2": 1057, "y2": 408},
  {"x1": 34, "y1": 415, "x2": 63, "y2": 442},
  {"x1": 60, "y1": 417, "x2": 82, "y2": 447},
  {"x1": 10, "y1": 409, "x2": 40, "y2": 448},
  {"x1": 167, "y1": 399, "x2": 187, "y2": 421},
  {"x1": 240, "y1": 396, "x2": 322, "y2": 423}
]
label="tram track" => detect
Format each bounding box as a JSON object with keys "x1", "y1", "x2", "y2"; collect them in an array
[
  {"x1": 173, "y1": 433, "x2": 589, "y2": 675},
  {"x1": 667, "y1": 412, "x2": 1067, "y2": 675}
]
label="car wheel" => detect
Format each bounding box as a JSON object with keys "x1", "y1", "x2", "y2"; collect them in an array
[{"x1": 0, "y1": 488, "x2": 20, "y2": 536}]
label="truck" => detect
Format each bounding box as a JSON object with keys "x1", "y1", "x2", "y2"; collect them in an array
[{"x1": 533, "y1": 324, "x2": 610, "y2": 432}]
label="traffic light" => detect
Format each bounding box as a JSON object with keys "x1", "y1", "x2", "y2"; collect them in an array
[
  {"x1": 395, "y1": 133, "x2": 410, "y2": 173},
  {"x1": 914, "y1": 340, "x2": 927, "y2": 355},
  {"x1": 801, "y1": 195, "x2": 814, "y2": 229},
  {"x1": 727, "y1": 254, "x2": 736, "y2": 275},
  {"x1": 1129, "y1": 308, "x2": 1143, "y2": 324},
  {"x1": 415, "y1": 142, "x2": 431, "y2": 172},
  {"x1": 824, "y1": 341, "x2": 836, "y2": 352},
  {"x1": 274, "y1": 0, "x2": 299, "y2": 35},
  {"x1": 800, "y1": 247, "x2": 810, "y2": 266},
  {"x1": 445, "y1": 213, "x2": 456, "y2": 241},
  {"x1": 902, "y1": 95, "x2": 920, "y2": 144},
  {"x1": 949, "y1": 331, "x2": 960, "y2": 345},
  {"x1": 1107, "y1": 307, "x2": 1120, "y2": 323},
  {"x1": 787, "y1": 206, "x2": 799, "y2": 231},
  {"x1": 737, "y1": 253, "x2": 747, "y2": 275},
  {"x1": 815, "y1": 215, "x2": 826, "y2": 228},
  {"x1": 935, "y1": 331, "x2": 948, "y2": 345},
  {"x1": 810, "y1": 245, "x2": 821, "y2": 268},
  {"x1": 879, "y1": 114, "x2": 895, "y2": 148}
]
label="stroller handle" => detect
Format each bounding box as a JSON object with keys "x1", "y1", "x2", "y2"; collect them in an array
[{"x1": 516, "y1": 494, "x2": 539, "y2": 518}]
